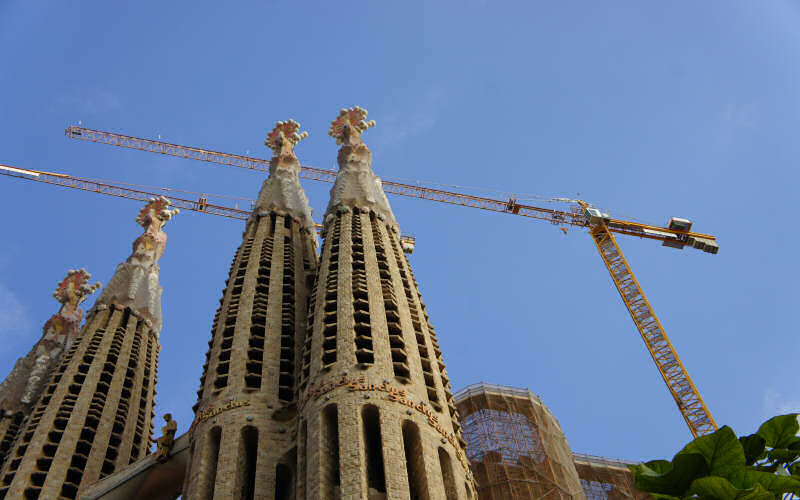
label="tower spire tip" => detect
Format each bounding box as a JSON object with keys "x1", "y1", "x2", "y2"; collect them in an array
[
  {"x1": 265, "y1": 119, "x2": 308, "y2": 156},
  {"x1": 329, "y1": 106, "x2": 375, "y2": 146}
]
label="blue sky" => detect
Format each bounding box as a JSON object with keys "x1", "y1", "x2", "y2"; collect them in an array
[{"x1": 1, "y1": 1, "x2": 799, "y2": 462}]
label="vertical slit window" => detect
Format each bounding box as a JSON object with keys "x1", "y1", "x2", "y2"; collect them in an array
[
  {"x1": 321, "y1": 405, "x2": 340, "y2": 499},
  {"x1": 352, "y1": 212, "x2": 374, "y2": 367},
  {"x1": 240, "y1": 426, "x2": 258, "y2": 500},
  {"x1": 438, "y1": 447, "x2": 458, "y2": 500},
  {"x1": 202, "y1": 426, "x2": 222, "y2": 500},
  {"x1": 320, "y1": 217, "x2": 341, "y2": 370},
  {"x1": 278, "y1": 227, "x2": 296, "y2": 402},
  {"x1": 402, "y1": 420, "x2": 429, "y2": 500},
  {"x1": 275, "y1": 464, "x2": 293, "y2": 500},
  {"x1": 362, "y1": 405, "x2": 386, "y2": 495}
]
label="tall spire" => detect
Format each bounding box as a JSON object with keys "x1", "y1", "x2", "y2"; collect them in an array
[
  {"x1": 325, "y1": 106, "x2": 397, "y2": 226},
  {"x1": 253, "y1": 119, "x2": 314, "y2": 229},
  {"x1": 0, "y1": 199, "x2": 176, "y2": 499},
  {"x1": 295, "y1": 107, "x2": 475, "y2": 499},
  {"x1": 94, "y1": 196, "x2": 178, "y2": 334},
  {"x1": 182, "y1": 119, "x2": 320, "y2": 499},
  {"x1": 0, "y1": 270, "x2": 100, "y2": 470}
]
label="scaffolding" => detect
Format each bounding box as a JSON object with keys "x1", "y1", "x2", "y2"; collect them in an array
[
  {"x1": 573, "y1": 453, "x2": 651, "y2": 500},
  {"x1": 455, "y1": 383, "x2": 586, "y2": 500},
  {"x1": 455, "y1": 383, "x2": 652, "y2": 500}
]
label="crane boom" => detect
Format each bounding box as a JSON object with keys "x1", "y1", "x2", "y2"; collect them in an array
[
  {"x1": 590, "y1": 223, "x2": 717, "y2": 437},
  {"x1": 0, "y1": 164, "x2": 417, "y2": 252},
  {"x1": 61, "y1": 125, "x2": 721, "y2": 436},
  {"x1": 65, "y1": 126, "x2": 718, "y2": 248},
  {"x1": 0, "y1": 164, "x2": 250, "y2": 219}
]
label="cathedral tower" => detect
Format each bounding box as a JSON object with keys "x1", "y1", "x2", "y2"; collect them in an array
[
  {"x1": 0, "y1": 197, "x2": 178, "y2": 499},
  {"x1": 182, "y1": 120, "x2": 319, "y2": 499},
  {"x1": 297, "y1": 107, "x2": 476, "y2": 499},
  {"x1": 0, "y1": 270, "x2": 100, "y2": 471}
]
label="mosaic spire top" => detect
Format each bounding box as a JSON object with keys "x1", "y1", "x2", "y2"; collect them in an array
[
  {"x1": 253, "y1": 119, "x2": 314, "y2": 229},
  {"x1": 265, "y1": 119, "x2": 309, "y2": 156},
  {"x1": 328, "y1": 106, "x2": 376, "y2": 146},
  {"x1": 95, "y1": 197, "x2": 178, "y2": 334},
  {"x1": 325, "y1": 106, "x2": 397, "y2": 225},
  {"x1": 53, "y1": 268, "x2": 101, "y2": 312}
]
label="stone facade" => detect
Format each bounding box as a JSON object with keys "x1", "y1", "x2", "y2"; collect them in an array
[
  {"x1": 296, "y1": 108, "x2": 475, "y2": 499},
  {"x1": 0, "y1": 110, "x2": 478, "y2": 499},
  {"x1": 182, "y1": 120, "x2": 319, "y2": 499},
  {"x1": 0, "y1": 198, "x2": 177, "y2": 499},
  {"x1": 182, "y1": 110, "x2": 475, "y2": 499},
  {"x1": 0, "y1": 270, "x2": 100, "y2": 472}
]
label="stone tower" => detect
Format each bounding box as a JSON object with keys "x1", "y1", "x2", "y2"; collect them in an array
[
  {"x1": 296, "y1": 107, "x2": 476, "y2": 499},
  {"x1": 0, "y1": 270, "x2": 101, "y2": 471},
  {"x1": 0, "y1": 197, "x2": 178, "y2": 499},
  {"x1": 182, "y1": 120, "x2": 319, "y2": 499}
]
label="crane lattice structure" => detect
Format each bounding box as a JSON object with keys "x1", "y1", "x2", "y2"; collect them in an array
[{"x1": 7, "y1": 124, "x2": 722, "y2": 437}]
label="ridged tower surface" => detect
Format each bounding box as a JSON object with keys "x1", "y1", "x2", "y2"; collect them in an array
[
  {"x1": 454, "y1": 383, "x2": 586, "y2": 500},
  {"x1": 0, "y1": 270, "x2": 100, "y2": 472},
  {"x1": 0, "y1": 198, "x2": 178, "y2": 500},
  {"x1": 182, "y1": 120, "x2": 319, "y2": 499},
  {"x1": 296, "y1": 107, "x2": 476, "y2": 500}
]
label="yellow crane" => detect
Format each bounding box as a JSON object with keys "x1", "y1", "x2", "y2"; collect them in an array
[{"x1": 16, "y1": 125, "x2": 724, "y2": 437}]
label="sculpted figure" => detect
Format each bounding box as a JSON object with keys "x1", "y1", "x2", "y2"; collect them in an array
[{"x1": 151, "y1": 413, "x2": 177, "y2": 463}]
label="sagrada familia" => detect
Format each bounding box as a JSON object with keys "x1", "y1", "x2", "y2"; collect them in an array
[
  {"x1": 0, "y1": 108, "x2": 482, "y2": 500},
  {"x1": 1, "y1": 108, "x2": 643, "y2": 500}
]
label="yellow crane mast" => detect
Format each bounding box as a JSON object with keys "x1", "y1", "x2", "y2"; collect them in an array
[{"x1": 19, "y1": 125, "x2": 724, "y2": 437}]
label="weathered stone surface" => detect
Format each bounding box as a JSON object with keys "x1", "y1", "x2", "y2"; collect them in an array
[{"x1": 0, "y1": 200, "x2": 172, "y2": 499}]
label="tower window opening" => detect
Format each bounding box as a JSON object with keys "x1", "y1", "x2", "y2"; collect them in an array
[
  {"x1": 321, "y1": 404, "x2": 340, "y2": 498},
  {"x1": 240, "y1": 426, "x2": 258, "y2": 500},
  {"x1": 402, "y1": 420, "x2": 429, "y2": 500},
  {"x1": 438, "y1": 447, "x2": 458, "y2": 500},
  {"x1": 275, "y1": 463, "x2": 293, "y2": 500},
  {"x1": 203, "y1": 426, "x2": 222, "y2": 500},
  {"x1": 362, "y1": 405, "x2": 386, "y2": 494}
]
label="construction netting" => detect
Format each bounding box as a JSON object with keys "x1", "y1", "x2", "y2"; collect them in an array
[
  {"x1": 573, "y1": 454, "x2": 652, "y2": 500},
  {"x1": 455, "y1": 383, "x2": 586, "y2": 500}
]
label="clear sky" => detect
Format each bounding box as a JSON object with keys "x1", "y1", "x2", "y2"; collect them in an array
[{"x1": 1, "y1": 1, "x2": 798, "y2": 462}]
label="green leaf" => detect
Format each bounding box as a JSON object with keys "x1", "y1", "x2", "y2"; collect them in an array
[
  {"x1": 689, "y1": 477, "x2": 774, "y2": 500},
  {"x1": 649, "y1": 494, "x2": 681, "y2": 500},
  {"x1": 721, "y1": 467, "x2": 800, "y2": 494},
  {"x1": 790, "y1": 462, "x2": 800, "y2": 477},
  {"x1": 767, "y1": 448, "x2": 800, "y2": 464},
  {"x1": 680, "y1": 426, "x2": 746, "y2": 475},
  {"x1": 630, "y1": 453, "x2": 709, "y2": 496},
  {"x1": 746, "y1": 470, "x2": 800, "y2": 495},
  {"x1": 757, "y1": 414, "x2": 799, "y2": 449},
  {"x1": 740, "y1": 435, "x2": 767, "y2": 465}
]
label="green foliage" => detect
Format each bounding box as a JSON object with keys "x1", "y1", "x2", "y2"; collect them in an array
[{"x1": 629, "y1": 414, "x2": 800, "y2": 500}]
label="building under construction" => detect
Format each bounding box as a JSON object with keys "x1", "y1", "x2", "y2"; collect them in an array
[
  {"x1": 455, "y1": 383, "x2": 651, "y2": 500},
  {"x1": 0, "y1": 107, "x2": 719, "y2": 499}
]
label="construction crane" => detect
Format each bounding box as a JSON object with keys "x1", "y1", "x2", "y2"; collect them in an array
[
  {"x1": 62, "y1": 125, "x2": 719, "y2": 437},
  {"x1": 0, "y1": 164, "x2": 417, "y2": 254}
]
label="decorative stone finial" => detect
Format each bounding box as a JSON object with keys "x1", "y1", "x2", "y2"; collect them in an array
[
  {"x1": 329, "y1": 106, "x2": 376, "y2": 146},
  {"x1": 252, "y1": 119, "x2": 315, "y2": 230},
  {"x1": 136, "y1": 196, "x2": 179, "y2": 228},
  {"x1": 324, "y1": 106, "x2": 396, "y2": 225},
  {"x1": 53, "y1": 269, "x2": 101, "y2": 310},
  {"x1": 95, "y1": 197, "x2": 179, "y2": 335},
  {"x1": 1, "y1": 269, "x2": 102, "y2": 406},
  {"x1": 265, "y1": 119, "x2": 308, "y2": 156}
]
